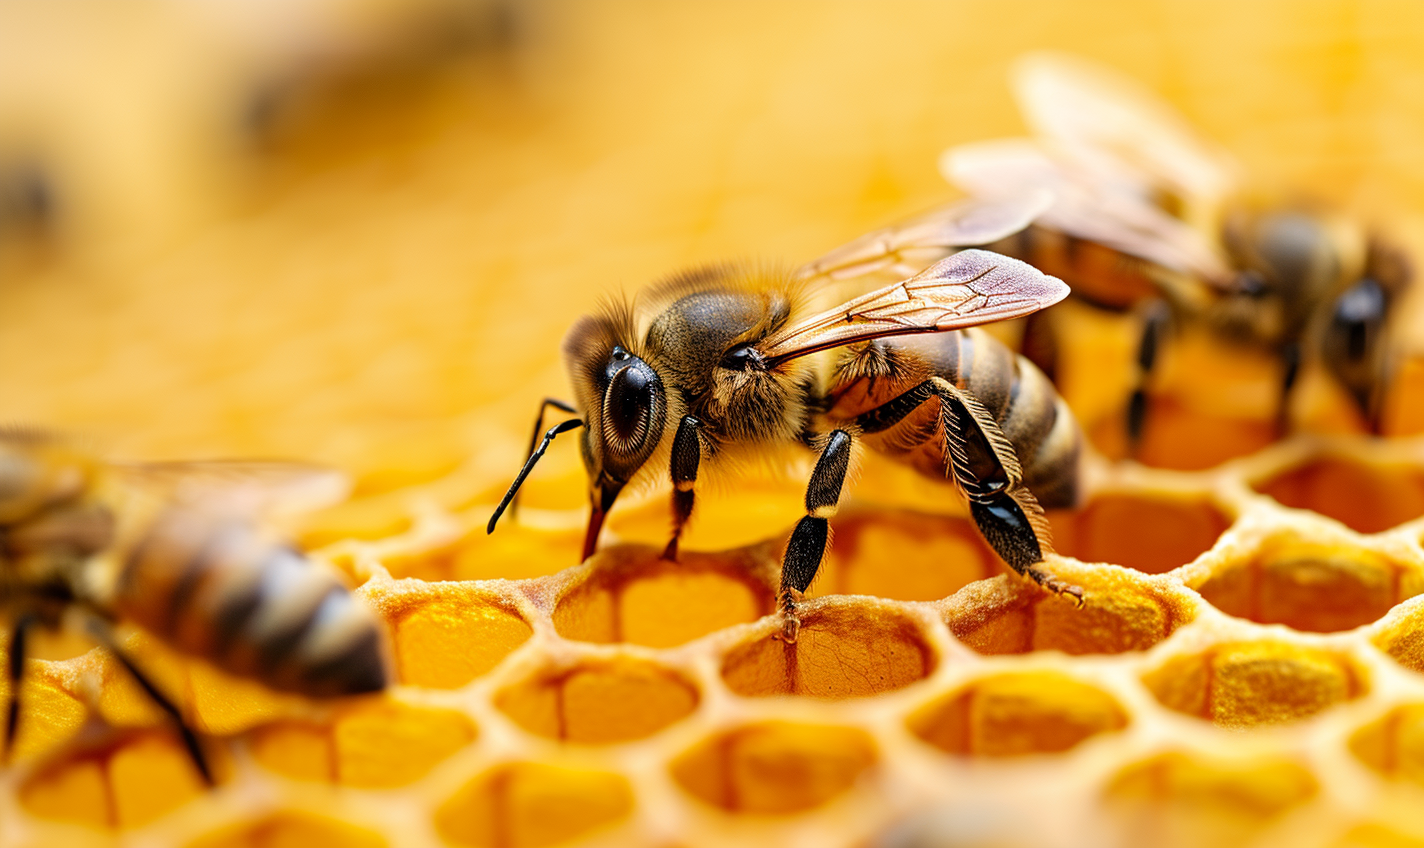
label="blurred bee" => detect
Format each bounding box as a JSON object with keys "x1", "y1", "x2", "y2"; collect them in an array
[
  {"x1": 487, "y1": 195, "x2": 1083, "y2": 641},
  {"x1": 0, "y1": 431, "x2": 390, "y2": 783},
  {"x1": 943, "y1": 53, "x2": 1412, "y2": 445}
]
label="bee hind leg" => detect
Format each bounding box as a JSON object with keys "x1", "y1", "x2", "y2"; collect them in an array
[
  {"x1": 3, "y1": 613, "x2": 36, "y2": 761},
  {"x1": 777, "y1": 429, "x2": 853, "y2": 644},
  {"x1": 1126, "y1": 300, "x2": 1172, "y2": 456},
  {"x1": 87, "y1": 620, "x2": 213, "y2": 786}
]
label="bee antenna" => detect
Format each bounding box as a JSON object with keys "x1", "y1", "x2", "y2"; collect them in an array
[{"x1": 487, "y1": 418, "x2": 585, "y2": 534}]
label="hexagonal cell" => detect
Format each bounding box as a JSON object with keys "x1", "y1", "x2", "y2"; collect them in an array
[
  {"x1": 722, "y1": 603, "x2": 934, "y2": 699},
  {"x1": 494, "y1": 657, "x2": 698, "y2": 744},
  {"x1": 1348, "y1": 703, "x2": 1424, "y2": 785},
  {"x1": 1104, "y1": 751, "x2": 1318, "y2": 848},
  {"x1": 1050, "y1": 491, "x2": 1231, "y2": 574},
  {"x1": 1254, "y1": 455, "x2": 1424, "y2": 534},
  {"x1": 1196, "y1": 535, "x2": 1422, "y2": 633},
  {"x1": 669, "y1": 721, "x2": 876, "y2": 815},
  {"x1": 380, "y1": 587, "x2": 533, "y2": 688},
  {"x1": 1142, "y1": 641, "x2": 1366, "y2": 728},
  {"x1": 20, "y1": 729, "x2": 221, "y2": 830},
  {"x1": 250, "y1": 699, "x2": 477, "y2": 787},
  {"x1": 434, "y1": 761, "x2": 634, "y2": 848},
  {"x1": 907, "y1": 671, "x2": 1128, "y2": 757},
  {"x1": 186, "y1": 811, "x2": 388, "y2": 848},
  {"x1": 383, "y1": 523, "x2": 582, "y2": 582},
  {"x1": 1, "y1": 663, "x2": 89, "y2": 764},
  {"x1": 1371, "y1": 600, "x2": 1424, "y2": 674},
  {"x1": 809, "y1": 511, "x2": 1001, "y2": 601},
  {"x1": 948, "y1": 568, "x2": 1191, "y2": 655},
  {"x1": 553, "y1": 544, "x2": 774, "y2": 648}
]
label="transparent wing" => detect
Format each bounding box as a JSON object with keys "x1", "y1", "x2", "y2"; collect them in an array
[
  {"x1": 110, "y1": 459, "x2": 351, "y2": 518},
  {"x1": 762, "y1": 249, "x2": 1069, "y2": 365},
  {"x1": 943, "y1": 138, "x2": 1235, "y2": 287},
  {"x1": 797, "y1": 192, "x2": 1053, "y2": 288},
  {"x1": 1012, "y1": 52, "x2": 1239, "y2": 214}
]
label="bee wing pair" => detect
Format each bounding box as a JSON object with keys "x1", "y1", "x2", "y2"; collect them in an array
[{"x1": 944, "y1": 52, "x2": 1244, "y2": 291}]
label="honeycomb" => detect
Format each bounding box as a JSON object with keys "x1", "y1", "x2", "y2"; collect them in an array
[{"x1": 6, "y1": 3, "x2": 1424, "y2": 848}]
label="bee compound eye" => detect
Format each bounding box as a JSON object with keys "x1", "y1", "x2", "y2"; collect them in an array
[{"x1": 605, "y1": 362, "x2": 660, "y2": 451}]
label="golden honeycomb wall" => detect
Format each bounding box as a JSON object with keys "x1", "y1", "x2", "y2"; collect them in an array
[{"x1": 5, "y1": 2, "x2": 1424, "y2": 848}]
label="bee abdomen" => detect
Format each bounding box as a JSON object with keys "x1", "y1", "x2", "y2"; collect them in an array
[{"x1": 114, "y1": 508, "x2": 388, "y2": 698}]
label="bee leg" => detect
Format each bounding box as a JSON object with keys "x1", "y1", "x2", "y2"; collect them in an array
[
  {"x1": 3, "y1": 613, "x2": 36, "y2": 761},
  {"x1": 663, "y1": 415, "x2": 703, "y2": 561},
  {"x1": 87, "y1": 622, "x2": 213, "y2": 786},
  {"x1": 1127, "y1": 300, "x2": 1171, "y2": 455},
  {"x1": 777, "y1": 430, "x2": 853, "y2": 644},
  {"x1": 510, "y1": 397, "x2": 578, "y2": 520}
]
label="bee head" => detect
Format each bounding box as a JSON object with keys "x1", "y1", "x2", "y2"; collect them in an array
[{"x1": 564, "y1": 312, "x2": 668, "y2": 558}]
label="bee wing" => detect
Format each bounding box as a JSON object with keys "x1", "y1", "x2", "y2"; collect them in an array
[
  {"x1": 761, "y1": 249, "x2": 1068, "y2": 365},
  {"x1": 110, "y1": 459, "x2": 350, "y2": 518},
  {"x1": 797, "y1": 191, "x2": 1054, "y2": 286},
  {"x1": 1012, "y1": 52, "x2": 1239, "y2": 213},
  {"x1": 943, "y1": 138, "x2": 1236, "y2": 287}
]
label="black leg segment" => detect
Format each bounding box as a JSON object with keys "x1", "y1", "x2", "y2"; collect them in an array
[
  {"x1": 1126, "y1": 299, "x2": 1171, "y2": 452},
  {"x1": 89, "y1": 622, "x2": 213, "y2": 786},
  {"x1": 663, "y1": 415, "x2": 703, "y2": 560},
  {"x1": 510, "y1": 398, "x2": 578, "y2": 521},
  {"x1": 487, "y1": 417, "x2": 585, "y2": 534},
  {"x1": 4, "y1": 614, "x2": 35, "y2": 761},
  {"x1": 777, "y1": 429, "x2": 853, "y2": 642}
]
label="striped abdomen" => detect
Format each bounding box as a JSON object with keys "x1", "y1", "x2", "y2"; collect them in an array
[
  {"x1": 826, "y1": 328, "x2": 1081, "y2": 509},
  {"x1": 113, "y1": 506, "x2": 388, "y2": 697}
]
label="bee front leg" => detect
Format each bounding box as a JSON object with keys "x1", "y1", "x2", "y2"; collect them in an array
[
  {"x1": 778, "y1": 429, "x2": 853, "y2": 644},
  {"x1": 87, "y1": 619, "x2": 213, "y2": 786},
  {"x1": 511, "y1": 397, "x2": 578, "y2": 521},
  {"x1": 3, "y1": 613, "x2": 35, "y2": 760},
  {"x1": 663, "y1": 415, "x2": 703, "y2": 561}
]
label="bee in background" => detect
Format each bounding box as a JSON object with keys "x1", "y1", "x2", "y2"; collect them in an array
[
  {"x1": 943, "y1": 53, "x2": 1412, "y2": 447},
  {"x1": 0, "y1": 431, "x2": 390, "y2": 783},
  {"x1": 487, "y1": 195, "x2": 1083, "y2": 641}
]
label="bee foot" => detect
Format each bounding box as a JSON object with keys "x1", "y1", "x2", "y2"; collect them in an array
[
  {"x1": 1026, "y1": 567, "x2": 1085, "y2": 607},
  {"x1": 778, "y1": 614, "x2": 801, "y2": 644}
]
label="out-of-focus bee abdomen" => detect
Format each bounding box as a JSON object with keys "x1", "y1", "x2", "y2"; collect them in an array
[
  {"x1": 989, "y1": 225, "x2": 1157, "y2": 311},
  {"x1": 830, "y1": 329, "x2": 1081, "y2": 509},
  {"x1": 113, "y1": 506, "x2": 388, "y2": 698}
]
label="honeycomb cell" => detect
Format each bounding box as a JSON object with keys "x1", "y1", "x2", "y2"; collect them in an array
[
  {"x1": 1254, "y1": 456, "x2": 1424, "y2": 534},
  {"x1": 186, "y1": 810, "x2": 388, "y2": 848},
  {"x1": 494, "y1": 657, "x2": 698, "y2": 744},
  {"x1": 384, "y1": 523, "x2": 582, "y2": 582},
  {"x1": 20, "y1": 730, "x2": 218, "y2": 830},
  {"x1": 722, "y1": 604, "x2": 934, "y2": 698},
  {"x1": 386, "y1": 588, "x2": 532, "y2": 688},
  {"x1": 553, "y1": 544, "x2": 773, "y2": 648},
  {"x1": 1142, "y1": 641, "x2": 1366, "y2": 727},
  {"x1": 1, "y1": 665, "x2": 89, "y2": 764},
  {"x1": 1372, "y1": 599, "x2": 1424, "y2": 673},
  {"x1": 1105, "y1": 751, "x2": 1318, "y2": 848},
  {"x1": 1348, "y1": 703, "x2": 1424, "y2": 785},
  {"x1": 434, "y1": 761, "x2": 635, "y2": 848},
  {"x1": 907, "y1": 671, "x2": 1128, "y2": 757},
  {"x1": 250, "y1": 699, "x2": 477, "y2": 787},
  {"x1": 1050, "y1": 492, "x2": 1230, "y2": 574},
  {"x1": 1196, "y1": 535, "x2": 1420, "y2": 632},
  {"x1": 948, "y1": 568, "x2": 1189, "y2": 655},
  {"x1": 810, "y1": 511, "x2": 999, "y2": 601},
  {"x1": 669, "y1": 721, "x2": 877, "y2": 815}
]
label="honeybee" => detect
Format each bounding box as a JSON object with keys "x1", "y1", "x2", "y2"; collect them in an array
[
  {"x1": 943, "y1": 53, "x2": 1412, "y2": 444},
  {"x1": 0, "y1": 431, "x2": 390, "y2": 782},
  {"x1": 487, "y1": 195, "x2": 1083, "y2": 641}
]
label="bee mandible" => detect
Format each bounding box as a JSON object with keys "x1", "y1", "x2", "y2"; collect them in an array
[
  {"x1": 488, "y1": 195, "x2": 1084, "y2": 641},
  {"x1": 0, "y1": 431, "x2": 390, "y2": 783}
]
